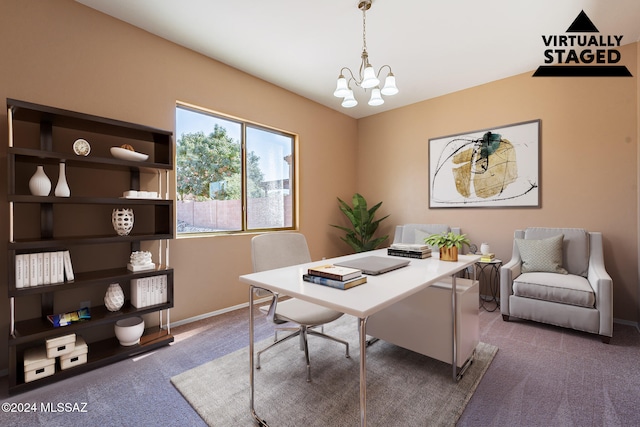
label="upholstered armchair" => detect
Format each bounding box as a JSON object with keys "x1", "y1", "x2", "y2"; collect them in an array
[{"x1": 500, "y1": 227, "x2": 613, "y2": 343}]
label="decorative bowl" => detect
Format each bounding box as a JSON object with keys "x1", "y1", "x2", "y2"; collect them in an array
[
  {"x1": 110, "y1": 147, "x2": 149, "y2": 162},
  {"x1": 114, "y1": 316, "x2": 145, "y2": 346}
]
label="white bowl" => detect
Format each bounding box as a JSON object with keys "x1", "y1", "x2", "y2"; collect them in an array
[
  {"x1": 110, "y1": 147, "x2": 149, "y2": 162},
  {"x1": 114, "y1": 316, "x2": 145, "y2": 346}
]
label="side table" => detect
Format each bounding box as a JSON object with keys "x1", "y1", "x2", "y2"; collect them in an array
[{"x1": 475, "y1": 259, "x2": 501, "y2": 312}]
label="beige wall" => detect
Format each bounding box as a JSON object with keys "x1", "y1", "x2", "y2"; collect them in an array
[
  {"x1": 0, "y1": 0, "x2": 358, "y2": 370},
  {"x1": 357, "y1": 42, "x2": 639, "y2": 323}
]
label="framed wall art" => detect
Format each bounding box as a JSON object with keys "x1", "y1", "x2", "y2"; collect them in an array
[{"x1": 429, "y1": 119, "x2": 540, "y2": 208}]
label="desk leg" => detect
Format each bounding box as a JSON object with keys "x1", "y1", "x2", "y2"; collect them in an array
[
  {"x1": 359, "y1": 316, "x2": 368, "y2": 427},
  {"x1": 249, "y1": 285, "x2": 269, "y2": 426},
  {"x1": 451, "y1": 274, "x2": 458, "y2": 382}
]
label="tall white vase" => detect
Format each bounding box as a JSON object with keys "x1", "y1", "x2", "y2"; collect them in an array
[
  {"x1": 29, "y1": 165, "x2": 51, "y2": 196},
  {"x1": 54, "y1": 162, "x2": 71, "y2": 197}
]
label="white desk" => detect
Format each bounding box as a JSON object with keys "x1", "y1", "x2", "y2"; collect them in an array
[{"x1": 239, "y1": 249, "x2": 480, "y2": 427}]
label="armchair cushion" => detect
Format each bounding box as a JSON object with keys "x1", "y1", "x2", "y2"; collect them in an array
[
  {"x1": 524, "y1": 227, "x2": 589, "y2": 276},
  {"x1": 516, "y1": 234, "x2": 568, "y2": 274},
  {"x1": 513, "y1": 272, "x2": 595, "y2": 308}
]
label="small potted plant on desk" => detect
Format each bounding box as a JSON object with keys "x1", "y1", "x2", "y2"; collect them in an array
[{"x1": 424, "y1": 231, "x2": 470, "y2": 262}]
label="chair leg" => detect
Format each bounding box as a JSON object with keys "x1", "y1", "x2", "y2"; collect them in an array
[
  {"x1": 307, "y1": 328, "x2": 350, "y2": 358},
  {"x1": 256, "y1": 328, "x2": 301, "y2": 370},
  {"x1": 301, "y1": 326, "x2": 311, "y2": 382}
]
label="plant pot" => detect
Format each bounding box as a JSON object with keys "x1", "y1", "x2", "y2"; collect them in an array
[{"x1": 439, "y1": 246, "x2": 458, "y2": 262}]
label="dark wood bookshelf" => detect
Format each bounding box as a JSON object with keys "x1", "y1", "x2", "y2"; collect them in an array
[{"x1": 7, "y1": 98, "x2": 175, "y2": 395}]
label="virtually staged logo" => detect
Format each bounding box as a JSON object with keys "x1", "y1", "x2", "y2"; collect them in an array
[{"x1": 533, "y1": 10, "x2": 632, "y2": 77}]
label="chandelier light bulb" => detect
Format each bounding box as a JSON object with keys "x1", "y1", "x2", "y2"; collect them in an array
[
  {"x1": 368, "y1": 87, "x2": 384, "y2": 106},
  {"x1": 381, "y1": 73, "x2": 399, "y2": 96},
  {"x1": 341, "y1": 90, "x2": 358, "y2": 108},
  {"x1": 333, "y1": 75, "x2": 350, "y2": 98},
  {"x1": 361, "y1": 65, "x2": 379, "y2": 89}
]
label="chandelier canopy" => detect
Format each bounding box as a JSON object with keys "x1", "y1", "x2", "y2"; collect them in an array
[{"x1": 333, "y1": 0, "x2": 398, "y2": 108}]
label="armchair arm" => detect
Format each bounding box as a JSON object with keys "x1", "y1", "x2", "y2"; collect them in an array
[
  {"x1": 500, "y1": 233, "x2": 523, "y2": 316},
  {"x1": 587, "y1": 232, "x2": 613, "y2": 337}
]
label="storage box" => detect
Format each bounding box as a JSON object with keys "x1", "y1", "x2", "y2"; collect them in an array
[
  {"x1": 24, "y1": 346, "x2": 55, "y2": 383},
  {"x1": 60, "y1": 336, "x2": 88, "y2": 370},
  {"x1": 46, "y1": 333, "x2": 76, "y2": 358}
]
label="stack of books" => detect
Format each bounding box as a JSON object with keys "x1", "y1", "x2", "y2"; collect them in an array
[
  {"x1": 303, "y1": 264, "x2": 367, "y2": 290},
  {"x1": 480, "y1": 253, "x2": 496, "y2": 262},
  {"x1": 131, "y1": 275, "x2": 169, "y2": 308},
  {"x1": 387, "y1": 243, "x2": 432, "y2": 259}
]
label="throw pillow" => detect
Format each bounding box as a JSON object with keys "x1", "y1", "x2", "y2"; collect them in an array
[{"x1": 515, "y1": 234, "x2": 568, "y2": 274}]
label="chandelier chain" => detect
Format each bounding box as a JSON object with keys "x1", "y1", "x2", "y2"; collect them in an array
[{"x1": 362, "y1": 6, "x2": 367, "y2": 53}]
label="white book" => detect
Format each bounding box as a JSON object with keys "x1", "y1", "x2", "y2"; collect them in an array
[
  {"x1": 29, "y1": 253, "x2": 38, "y2": 287},
  {"x1": 152, "y1": 276, "x2": 159, "y2": 305},
  {"x1": 43, "y1": 252, "x2": 51, "y2": 285},
  {"x1": 160, "y1": 275, "x2": 167, "y2": 303},
  {"x1": 50, "y1": 251, "x2": 58, "y2": 284},
  {"x1": 15, "y1": 254, "x2": 25, "y2": 288},
  {"x1": 36, "y1": 252, "x2": 44, "y2": 286},
  {"x1": 56, "y1": 251, "x2": 65, "y2": 283},
  {"x1": 143, "y1": 278, "x2": 150, "y2": 307},
  {"x1": 23, "y1": 254, "x2": 31, "y2": 288},
  {"x1": 63, "y1": 250, "x2": 74, "y2": 281}
]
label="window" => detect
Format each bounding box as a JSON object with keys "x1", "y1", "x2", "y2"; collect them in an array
[{"x1": 175, "y1": 103, "x2": 295, "y2": 235}]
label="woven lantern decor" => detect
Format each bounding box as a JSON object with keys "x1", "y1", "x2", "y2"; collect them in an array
[{"x1": 112, "y1": 208, "x2": 134, "y2": 236}]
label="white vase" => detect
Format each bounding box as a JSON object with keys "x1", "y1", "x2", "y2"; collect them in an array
[
  {"x1": 54, "y1": 162, "x2": 71, "y2": 197},
  {"x1": 480, "y1": 243, "x2": 491, "y2": 255},
  {"x1": 28, "y1": 165, "x2": 51, "y2": 196},
  {"x1": 112, "y1": 208, "x2": 134, "y2": 236},
  {"x1": 104, "y1": 283, "x2": 125, "y2": 312}
]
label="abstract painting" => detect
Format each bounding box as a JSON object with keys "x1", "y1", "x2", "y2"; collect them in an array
[{"x1": 429, "y1": 120, "x2": 540, "y2": 208}]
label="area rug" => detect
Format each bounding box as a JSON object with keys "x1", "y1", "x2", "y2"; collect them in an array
[{"x1": 171, "y1": 315, "x2": 498, "y2": 426}]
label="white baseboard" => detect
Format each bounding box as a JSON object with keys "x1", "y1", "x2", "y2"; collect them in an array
[
  {"x1": 613, "y1": 317, "x2": 640, "y2": 332},
  {"x1": 169, "y1": 296, "x2": 271, "y2": 328}
]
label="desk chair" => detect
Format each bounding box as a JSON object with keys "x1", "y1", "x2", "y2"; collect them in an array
[{"x1": 251, "y1": 233, "x2": 350, "y2": 382}]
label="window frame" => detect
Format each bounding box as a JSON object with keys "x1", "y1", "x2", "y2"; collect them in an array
[{"x1": 175, "y1": 101, "x2": 298, "y2": 236}]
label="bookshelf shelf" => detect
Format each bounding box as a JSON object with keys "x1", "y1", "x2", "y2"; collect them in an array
[{"x1": 6, "y1": 98, "x2": 175, "y2": 394}]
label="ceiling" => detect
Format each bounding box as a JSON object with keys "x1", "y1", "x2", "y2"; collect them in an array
[{"x1": 76, "y1": 0, "x2": 640, "y2": 119}]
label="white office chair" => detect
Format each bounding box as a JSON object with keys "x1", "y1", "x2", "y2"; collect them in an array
[{"x1": 251, "y1": 233, "x2": 350, "y2": 382}]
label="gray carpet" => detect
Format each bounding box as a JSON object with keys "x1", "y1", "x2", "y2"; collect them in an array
[{"x1": 171, "y1": 315, "x2": 498, "y2": 426}]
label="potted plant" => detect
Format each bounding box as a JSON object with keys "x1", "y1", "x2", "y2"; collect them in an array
[
  {"x1": 331, "y1": 193, "x2": 389, "y2": 253},
  {"x1": 423, "y1": 231, "x2": 470, "y2": 261}
]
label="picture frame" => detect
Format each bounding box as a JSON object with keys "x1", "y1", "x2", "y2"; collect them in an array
[{"x1": 429, "y1": 119, "x2": 540, "y2": 208}]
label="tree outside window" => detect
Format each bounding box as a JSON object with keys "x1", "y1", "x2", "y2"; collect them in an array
[{"x1": 176, "y1": 104, "x2": 295, "y2": 234}]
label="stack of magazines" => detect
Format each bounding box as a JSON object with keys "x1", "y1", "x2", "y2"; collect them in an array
[
  {"x1": 387, "y1": 243, "x2": 432, "y2": 259},
  {"x1": 303, "y1": 264, "x2": 367, "y2": 290}
]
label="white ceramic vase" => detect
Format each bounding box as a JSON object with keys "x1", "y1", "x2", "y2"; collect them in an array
[
  {"x1": 480, "y1": 243, "x2": 491, "y2": 255},
  {"x1": 112, "y1": 208, "x2": 134, "y2": 236},
  {"x1": 54, "y1": 162, "x2": 70, "y2": 197},
  {"x1": 104, "y1": 283, "x2": 125, "y2": 312},
  {"x1": 29, "y1": 165, "x2": 51, "y2": 196}
]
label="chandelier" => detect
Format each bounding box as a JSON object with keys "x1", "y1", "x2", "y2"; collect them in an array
[{"x1": 333, "y1": 0, "x2": 398, "y2": 108}]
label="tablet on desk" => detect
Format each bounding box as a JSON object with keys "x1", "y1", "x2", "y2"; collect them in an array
[{"x1": 335, "y1": 256, "x2": 410, "y2": 276}]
